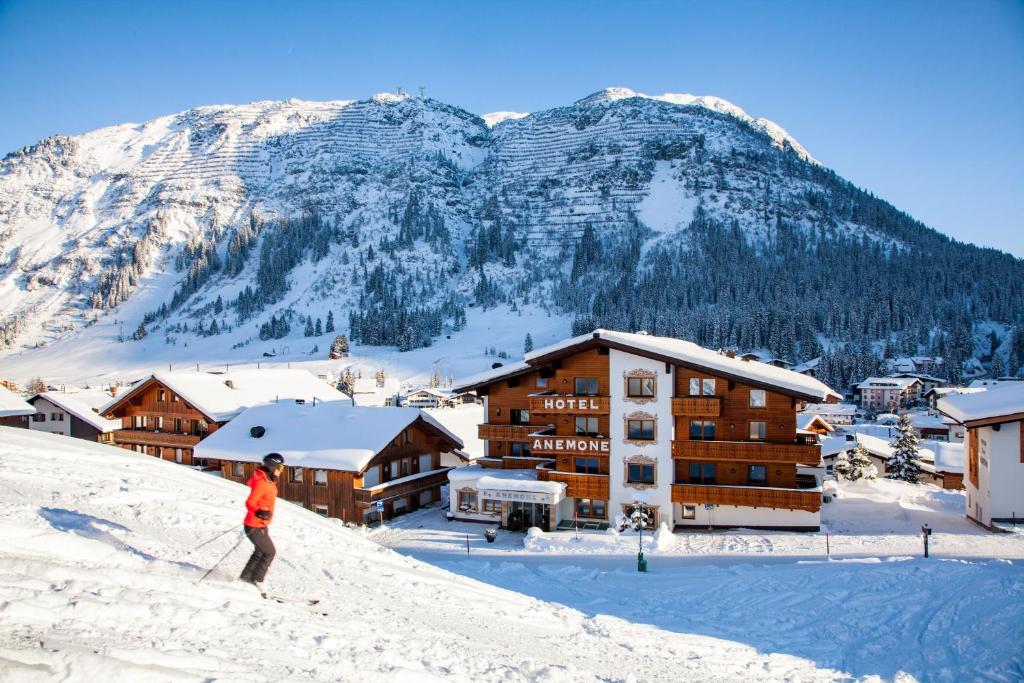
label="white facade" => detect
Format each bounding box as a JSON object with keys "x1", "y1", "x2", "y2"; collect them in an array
[
  {"x1": 27, "y1": 397, "x2": 72, "y2": 436},
  {"x1": 966, "y1": 421, "x2": 1024, "y2": 527}
]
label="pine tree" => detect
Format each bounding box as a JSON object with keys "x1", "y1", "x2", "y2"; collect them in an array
[
  {"x1": 329, "y1": 334, "x2": 350, "y2": 359},
  {"x1": 887, "y1": 413, "x2": 923, "y2": 483},
  {"x1": 990, "y1": 352, "x2": 1006, "y2": 379},
  {"x1": 325, "y1": 310, "x2": 335, "y2": 334},
  {"x1": 315, "y1": 317, "x2": 323, "y2": 336},
  {"x1": 524, "y1": 333, "x2": 534, "y2": 353},
  {"x1": 304, "y1": 318, "x2": 314, "y2": 337},
  {"x1": 848, "y1": 442, "x2": 876, "y2": 481},
  {"x1": 132, "y1": 322, "x2": 147, "y2": 341},
  {"x1": 833, "y1": 450, "x2": 853, "y2": 480}
]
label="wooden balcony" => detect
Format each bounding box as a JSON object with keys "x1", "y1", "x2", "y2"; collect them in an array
[
  {"x1": 112, "y1": 429, "x2": 202, "y2": 447},
  {"x1": 529, "y1": 395, "x2": 610, "y2": 414},
  {"x1": 671, "y1": 440, "x2": 820, "y2": 464},
  {"x1": 354, "y1": 469, "x2": 451, "y2": 504},
  {"x1": 671, "y1": 397, "x2": 722, "y2": 417},
  {"x1": 671, "y1": 483, "x2": 821, "y2": 512},
  {"x1": 477, "y1": 424, "x2": 550, "y2": 442},
  {"x1": 538, "y1": 468, "x2": 610, "y2": 499},
  {"x1": 531, "y1": 435, "x2": 611, "y2": 457}
]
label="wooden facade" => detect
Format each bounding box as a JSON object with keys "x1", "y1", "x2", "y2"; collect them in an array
[
  {"x1": 103, "y1": 378, "x2": 220, "y2": 466},
  {"x1": 220, "y1": 417, "x2": 457, "y2": 523}
]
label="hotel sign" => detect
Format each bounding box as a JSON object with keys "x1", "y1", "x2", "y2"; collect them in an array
[
  {"x1": 531, "y1": 436, "x2": 610, "y2": 455},
  {"x1": 529, "y1": 396, "x2": 609, "y2": 414},
  {"x1": 479, "y1": 489, "x2": 558, "y2": 504}
]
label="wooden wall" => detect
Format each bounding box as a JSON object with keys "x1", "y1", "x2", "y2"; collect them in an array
[
  {"x1": 674, "y1": 459, "x2": 797, "y2": 488},
  {"x1": 673, "y1": 370, "x2": 797, "y2": 445}
]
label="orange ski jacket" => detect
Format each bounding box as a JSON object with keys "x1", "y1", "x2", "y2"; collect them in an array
[{"x1": 244, "y1": 467, "x2": 277, "y2": 528}]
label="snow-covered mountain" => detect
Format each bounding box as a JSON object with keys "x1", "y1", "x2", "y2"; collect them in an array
[{"x1": 2, "y1": 87, "x2": 1022, "y2": 384}]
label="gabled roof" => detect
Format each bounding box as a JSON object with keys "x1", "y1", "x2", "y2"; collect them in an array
[
  {"x1": 195, "y1": 401, "x2": 463, "y2": 471},
  {"x1": 938, "y1": 384, "x2": 1024, "y2": 427},
  {"x1": 0, "y1": 385, "x2": 34, "y2": 417},
  {"x1": 797, "y1": 414, "x2": 835, "y2": 433},
  {"x1": 855, "y1": 376, "x2": 921, "y2": 391},
  {"x1": 454, "y1": 330, "x2": 840, "y2": 402},
  {"x1": 31, "y1": 391, "x2": 120, "y2": 432},
  {"x1": 103, "y1": 369, "x2": 344, "y2": 422}
]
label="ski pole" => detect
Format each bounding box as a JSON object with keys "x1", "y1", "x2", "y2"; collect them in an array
[
  {"x1": 198, "y1": 535, "x2": 246, "y2": 584},
  {"x1": 188, "y1": 524, "x2": 243, "y2": 554}
]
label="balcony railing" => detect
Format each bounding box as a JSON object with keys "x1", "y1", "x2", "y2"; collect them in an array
[
  {"x1": 477, "y1": 424, "x2": 552, "y2": 442},
  {"x1": 113, "y1": 429, "x2": 202, "y2": 447},
  {"x1": 671, "y1": 397, "x2": 722, "y2": 417},
  {"x1": 530, "y1": 435, "x2": 611, "y2": 457},
  {"x1": 672, "y1": 440, "x2": 820, "y2": 464},
  {"x1": 528, "y1": 395, "x2": 610, "y2": 414},
  {"x1": 354, "y1": 469, "x2": 451, "y2": 504},
  {"x1": 537, "y1": 468, "x2": 610, "y2": 499},
  {"x1": 671, "y1": 483, "x2": 821, "y2": 512}
]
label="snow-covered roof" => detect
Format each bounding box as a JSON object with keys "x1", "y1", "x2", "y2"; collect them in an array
[
  {"x1": 105, "y1": 369, "x2": 345, "y2": 422},
  {"x1": 938, "y1": 384, "x2": 1024, "y2": 426},
  {"x1": 855, "y1": 376, "x2": 920, "y2": 391},
  {"x1": 447, "y1": 466, "x2": 565, "y2": 495},
  {"x1": 930, "y1": 442, "x2": 964, "y2": 474},
  {"x1": 405, "y1": 387, "x2": 452, "y2": 399},
  {"x1": 0, "y1": 385, "x2": 34, "y2": 417},
  {"x1": 32, "y1": 391, "x2": 120, "y2": 432},
  {"x1": 892, "y1": 372, "x2": 946, "y2": 383},
  {"x1": 194, "y1": 401, "x2": 463, "y2": 471},
  {"x1": 911, "y1": 413, "x2": 948, "y2": 431},
  {"x1": 797, "y1": 414, "x2": 835, "y2": 433},
  {"x1": 458, "y1": 330, "x2": 839, "y2": 401},
  {"x1": 793, "y1": 357, "x2": 820, "y2": 373},
  {"x1": 452, "y1": 360, "x2": 532, "y2": 393},
  {"x1": 926, "y1": 387, "x2": 986, "y2": 399},
  {"x1": 819, "y1": 436, "x2": 853, "y2": 457},
  {"x1": 966, "y1": 378, "x2": 1024, "y2": 389},
  {"x1": 851, "y1": 433, "x2": 936, "y2": 464},
  {"x1": 802, "y1": 402, "x2": 857, "y2": 416}
]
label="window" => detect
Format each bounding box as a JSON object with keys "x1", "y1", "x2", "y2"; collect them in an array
[
  {"x1": 575, "y1": 377, "x2": 599, "y2": 396},
  {"x1": 482, "y1": 499, "x2": 501, "y2": 513},
  {"x1": 749, "y1": 421, "x2": 766, "y2": 441},
  {"x1": 289, "y1": 467, "x2": 303, "y2": 484},
  {"x1": 748, "y1": 465, "x2": 767, "y2": 484},
  {"x1": 419, "y1": 489, "x2": 432, "y2": 506},
  {"x1": 510, "y1": 409, "x2": 530, "y2": 425},
  {"x1": 627, "y1": 376, "x2": 655, "y2": 397},
  {"x1": 509, "y1": 441, "x2": 531, "y2": 457},
  {"x1": 51, "y1": 412, "x2": 63, "y2": 421},
  {"x1": 689, "y1": 462, "x2": 716, "y2": 484},
  {"x1": 314, "y1": 505, "x2": 328, "y2": 517},
  {"x1": 314, "y1": 469, "x2": 328, "y2": 486},
  {"x1": 390, "y1": 460, "x2": 401, "y2": 478},
  {"x1": 627, "y1": 463, "x2": 655, "y2": 484},
  {"x1": 174, "y1": 418, "x2": 182, "y2": 433},
  {"x1": 232, "y1": 461, "x2": 244, "y2": 477},
  {"x1": 536, "y1": 377, "x2": 549, "y2": 389},
  {"x1": 418, "y1": 454, "x2": 433, "y2": 472},
  {"x1": 689, "y1": 378, "x2": 715, "y2": 396},
  {"x1": 689, "y1": 420, "x2": 716, "y2": 440},
  {"x1": 574, "y1": 457, "x2": 600, "y2": 474},
  {"x1": 157, "y1": 389, "x2": 166, "y2": 401},
  {"x1": 156, "y1": 416, "x2": 163, "y2": 431},
  {"x1": 681, "y1": 505, "x2": 697, "y2": 519},
  {"x1": 32, "y1": 413, "x2": 45, "y2": 422},
  {"x1": 362, "y1": 465, "x2": 380, "y2": 487},
  {"x1": 749, "y1": 389, "x2": 767, "y2": 408},
  {"x1": 576, "y1": 498, "x2": 607, "y2": 518},
  {"x1": 174, "y1": 448, "x2": 183, "y2": 464},
  {"x1": 171, "y1": 393, "x2": 178, "y2": 402},
  {"x1": 627, "y1": 419, "x2": 655, "y2": 440},
  {"x1": 458, "y1": 490, "x2": 478, "y2": 511},
  {"x1": 575, "y1": 416, "x2": 599, "y2": 436}
]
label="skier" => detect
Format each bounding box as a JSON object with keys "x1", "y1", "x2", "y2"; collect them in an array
[{"x1": 240, "y1": 452, "x2": 285, "y2": 596}]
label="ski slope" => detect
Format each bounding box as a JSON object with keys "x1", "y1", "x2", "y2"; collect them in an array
[{"x1": 0, "y1": 428, "x2": 850, "y2": 682}]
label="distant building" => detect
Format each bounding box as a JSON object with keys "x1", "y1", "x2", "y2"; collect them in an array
[
  {"x1": 196, "y1": 401, "x2": 463, "y2": 523},
  {"x1": 26, "y1": 390, "x2": 119, "y2": 443},
  {"x1": 925, "y1": 386, "x2": 986, "y2": 410},
  {"x1": 800, "y1": 402, "x2": 858, "y2": 426},
  {"x1": 792, "y1": 357, "x2": 820, "y2": 377},
  {"x1": 819, "y1": 432, "x2": 962, "y2": 489},
  {"x1": 939, "y1": 385, "x2": 1024, "y2": 528},
  {"x1": 855, "y1": 376, "x2": 922, "y2": 411},
  {"x1": 403, "y1": 387, "x2": 453, "y2": 409}
]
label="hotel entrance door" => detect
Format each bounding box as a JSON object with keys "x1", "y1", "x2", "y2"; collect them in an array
[{"x1": 507, "y1": 501, "x2": 551, "y2": 531}]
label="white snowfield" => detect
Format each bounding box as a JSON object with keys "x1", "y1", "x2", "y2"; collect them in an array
[
  {"x1": 0, "y1": 386, "x2": 34, "y2": 417},
  {"x1": 1, "y1": 428, "x2": 861, "y2": 682}
]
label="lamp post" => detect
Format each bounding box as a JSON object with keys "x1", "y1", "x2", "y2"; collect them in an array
[{"x1": 921, "y1": 523, "x2": 932, "y2": 558}]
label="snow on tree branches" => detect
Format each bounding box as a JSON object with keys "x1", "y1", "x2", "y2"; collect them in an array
[{"x1": 887, "y1": 413, "x2": 923, "y2": 483}]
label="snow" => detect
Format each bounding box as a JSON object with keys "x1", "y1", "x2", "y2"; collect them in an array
[
  {"x1": 448, "y1": 465, "x2": 564, "y2": 495},
  {"x1": 855, "y1": 376, "x2": 920, "y2": 390},
  {"x1": 0, "y1": 385, "x2": 34, "y2": 417},
  {"x1": 109, "y1": 368, "x2": 346, "y2": 422},
  {"x1": 931, "y1": 442, "x2": 965, "y2": 473},
  {"x1": 520, "y1": 329, "x2": 841, "y2": 401},
  {"x1": 195, "y1": 401, "x2": 462, "y2": 471},
  {"x1": 0, "y1": 427, "x2": 877, "y2": 681},
  {"x1": 34, "y1": 390, "x2": 120, "y2": 432},
  {"x1": 373, "y1": 476, "x2": 1024, "y2": 681},
  {"x1": 938, "y1": 383, "x2": 1024, "y2": 424},
  {"x1": 481, "y1": 111, "x2": 529, "y2": 127},
  {"x1": 636, "y1": 161, "x2": 700, "y2": 233},
  {"x1": 425, "y1": 403, "x2": 484, "y2": 459},
  {"x1": 797, "y1": 414, "x2": 834, "y2": 432}
]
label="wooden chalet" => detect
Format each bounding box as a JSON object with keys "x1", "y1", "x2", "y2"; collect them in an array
[
  {"x1": 101, "y1": 369, "x2": 344, "y2": 467},
  {"x1": 195, "y1": 401, "x2": 463, "y2": 522},
  {"x1": 451, "y1": 329, "x2": 841, "y2": 532}
]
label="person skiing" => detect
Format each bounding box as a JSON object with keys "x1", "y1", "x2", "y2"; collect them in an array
[{"x1": 240, "y1": 452, "x2": 285, "y2": 596}]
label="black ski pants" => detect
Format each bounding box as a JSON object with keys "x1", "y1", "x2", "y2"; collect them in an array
[{"x1": 240, "y1": 525, "x2": 276, "y2": 583}]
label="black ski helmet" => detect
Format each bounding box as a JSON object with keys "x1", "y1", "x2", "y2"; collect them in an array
[{"x1": 263, "y1": 453, "x2": 285, "y2": 469}]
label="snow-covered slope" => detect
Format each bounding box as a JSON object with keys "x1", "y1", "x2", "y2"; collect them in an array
[{"x1": 0, "y1": 428, "x2": 848, "y2": 681}]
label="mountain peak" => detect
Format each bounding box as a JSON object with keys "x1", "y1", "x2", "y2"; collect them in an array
[{"x1": 575, "y1": 87, "x2": 641, "y2": 105}]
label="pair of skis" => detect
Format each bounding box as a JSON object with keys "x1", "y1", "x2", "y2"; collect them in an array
[{"x1": 261, "y1": 592, "x2": 327, "y2": 615}]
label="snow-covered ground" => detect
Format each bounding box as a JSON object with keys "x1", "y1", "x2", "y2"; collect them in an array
[
  {"x1": 372, "y1": 478, "x2": 1024, "y2": 681},
  {"x1": 2, "y1": 427, "x2": 871, "y2": 682}
]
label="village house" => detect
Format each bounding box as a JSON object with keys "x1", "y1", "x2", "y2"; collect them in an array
[
  {"x1": 819, "y1": 432, "x2": 963, "y2": 489},
  {"x1": 26, "y1": 390, "x2": 120, "y2": 443},
  {"x1": 101, "y1": 369, "x2": 344, "y2": 467},
  {"x1": 797, "y1": 414, "x2": 836, "y2": 442},
  {"x1": 925, "y1": 386, "x2": 985, "y2": 410},
  {"x1": 891, "y1": 372, "x2": 946, "y2": 397},
  {"x1": 195, "y1": 401, "x2": 463, "y2": 522},
  {"x1": 800, "y1": 402, "x2": 858, "y2": 426},
  {"x1": 449, "y1": 329, "x2": 841, "y2": 532},
  {"x1": 855, "y1": 376, "x2": 922, "y2": 412},
  {"x1": 939, "y1": 385, "x2": 1024, "y2": 528},
  {"x1": 0, "y1": 385, "x2": 35, "y2": 425},
  {"x1": 402, "y1": 387, "x2": 453, "y2": 409}
]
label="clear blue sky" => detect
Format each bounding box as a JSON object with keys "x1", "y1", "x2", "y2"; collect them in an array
[{"x1": 2, "y1": 0, "x2": 1022, "y2": 256}]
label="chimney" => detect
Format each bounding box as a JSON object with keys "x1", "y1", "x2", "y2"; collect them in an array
[{"x1": 109, "y1": 385, "x2": 119, "y2": 397}]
